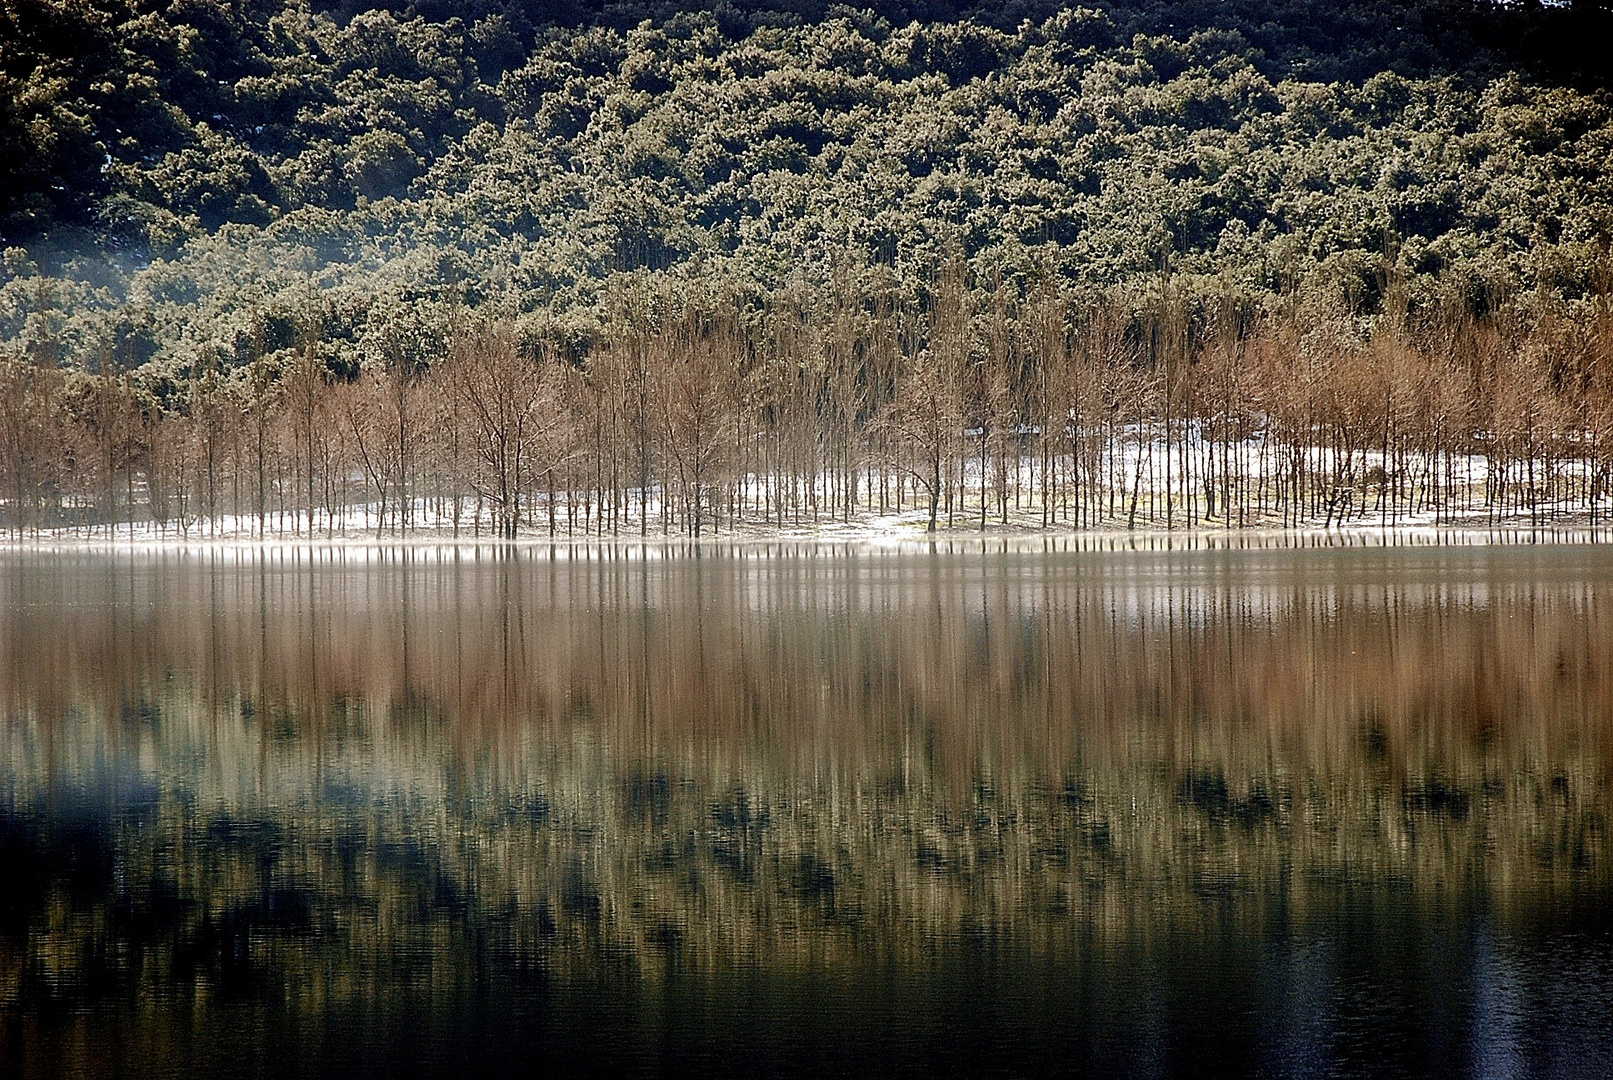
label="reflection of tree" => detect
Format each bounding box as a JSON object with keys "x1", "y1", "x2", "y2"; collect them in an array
[{"x1": 1, "y1": 545, "x2": 1610, "y2": 993}]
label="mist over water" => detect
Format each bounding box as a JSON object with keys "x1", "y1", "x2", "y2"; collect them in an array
[{"x1": 2, "y1": 540, "x2": 1611, "y2": 1078}]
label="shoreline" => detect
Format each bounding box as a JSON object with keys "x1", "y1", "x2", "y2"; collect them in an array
[{"x1": 2, "y1": 513, "x2": 1610, "y2": 555}]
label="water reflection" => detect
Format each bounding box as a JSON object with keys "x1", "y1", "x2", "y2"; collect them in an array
[{"x1": 1, "y1": 542, "x2": 1611, "y2": 1077}]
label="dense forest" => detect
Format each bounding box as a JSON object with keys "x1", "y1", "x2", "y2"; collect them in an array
[{"x1": 3, "y1": 0, "x2": 1613, "y2": 535}]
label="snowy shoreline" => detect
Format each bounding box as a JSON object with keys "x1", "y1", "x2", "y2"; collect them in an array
[{"x1": 3, "y1": 508, "x2": 1610, "y2": 554}]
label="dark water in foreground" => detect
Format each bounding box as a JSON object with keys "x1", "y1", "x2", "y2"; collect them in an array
[{"x1": 1, "y1": 538, "x2": 1611, "y2": 1078}]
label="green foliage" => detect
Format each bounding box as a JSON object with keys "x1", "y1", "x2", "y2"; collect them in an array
[{"x1": 0, "y1": 0, "x2": 1611, "y2": 384}]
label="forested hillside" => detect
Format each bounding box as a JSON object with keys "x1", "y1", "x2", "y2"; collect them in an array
[{"x1": 3, "y1": 0, "x2": 1613, "y2": 535}]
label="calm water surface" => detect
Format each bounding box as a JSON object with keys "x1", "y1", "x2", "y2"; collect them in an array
[{"x1": 1, "y1": 539, "x2": 1611, "y2": 1078}]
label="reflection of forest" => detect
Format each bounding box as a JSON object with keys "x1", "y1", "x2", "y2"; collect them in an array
[{"x1": 1, "y1": 543, "x2": 1610, "y2": 1009}]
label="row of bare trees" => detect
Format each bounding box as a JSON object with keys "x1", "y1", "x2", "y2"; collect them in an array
[{"x1": 4, "y1": 270, "x2": 1613, "y2": 539}]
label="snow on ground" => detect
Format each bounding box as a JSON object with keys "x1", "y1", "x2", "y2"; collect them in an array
[
  {"x1": 7, "y1": 500, "x2": 1608, "y2": 556},
  {"x1": 5, "y1": 438, "x2": 1609, "y2": 550}
]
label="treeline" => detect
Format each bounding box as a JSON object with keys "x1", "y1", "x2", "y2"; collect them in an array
[
  {"x1": 5, "y1": 1, "x2": 1613, "y2": 536},
  {"x1": 4, "y1": 259, "x2": 1612, "y2": 537}
]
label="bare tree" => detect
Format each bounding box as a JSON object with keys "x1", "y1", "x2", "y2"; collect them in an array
[
  {"x1": 664, "y1": 305, "x2": 742, "y2": 537},
  {"x1": 445, "y1": 322, "x2": 561, "y2": 539}
]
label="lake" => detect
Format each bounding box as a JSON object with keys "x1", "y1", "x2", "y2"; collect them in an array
[{"x1": 2, "y1": 537, "x2": 1611, "y2": 1078}]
